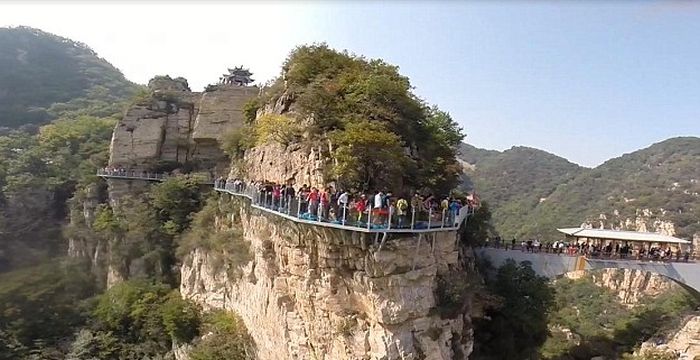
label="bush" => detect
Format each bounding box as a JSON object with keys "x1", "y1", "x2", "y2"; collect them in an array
[
  {"x1": 253, "y1": 113, "x2": 302, "y2": 147},
  {"x1": 221, "y1": 125, "x2": 256, "y2": 159},
  {"x1": 189, "y1": 310, "x2": 255, "y2": 360},
  {"x1": 178, "y1": 196, "x2": 252, "y2": 277},
  {"x1": 92, "y1": 280, "x2": 201, "y2": 357},
  {"x1": 472, "y1": 260, "x2": 555, "y2": 360},
  {"x1": 329, "y1": 120, "x2": 407, "y2": 191}
]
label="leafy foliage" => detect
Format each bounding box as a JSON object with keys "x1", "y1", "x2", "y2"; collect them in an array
[
  {"x1": 459, "y1": 137, "x2": 700, "y2": 241},
  {"x1": 329, "y1": 120, "x2": 407, "y2": 191},
  {"x1": 247, "y1": 43, "x2": 464, "y2": 195},
  {"x1": 0, "y1": 26, "x2": 138, "y2": 128},
  {"x1": 189, "y1": 310, "x2": 255, "y2": 360},
  {"x1": 0, "y1": 115, "x2": 115, "y2": 271},
  {"x1": 0, "y1": 260, "x2": 96, "y2": 358},
  {"x1": 78, "y1": 280, "x2": 200, "y2": 359},
  {"x1": 178, "y1": 196, "x2": 252, "y2": 276},
  {"x1": 459, "y1": 201, "x2": 495, "y2": 247},
  {"x1": 541, "y1": 273, "x2": 700, "y2": 359},
  {"x1": 472, "y1": 260, "x2": 555, "y2": 360}
]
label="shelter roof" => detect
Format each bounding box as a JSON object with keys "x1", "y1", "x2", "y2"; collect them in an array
[{"x1": 557, "y1": 227, "x2": 691, "y2": 244}]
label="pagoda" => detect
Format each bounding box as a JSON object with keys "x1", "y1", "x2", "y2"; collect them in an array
[{"x1": 219, "y1": 66, "x2": 254, "y2": 86}]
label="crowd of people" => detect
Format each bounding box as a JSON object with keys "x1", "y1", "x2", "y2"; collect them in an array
[
  {"x1": 218, "y1": 178, "x2": 479, "y2": 230},
  {"x1": 486, "y1": 236, "x2": 693, "y2": 262}
]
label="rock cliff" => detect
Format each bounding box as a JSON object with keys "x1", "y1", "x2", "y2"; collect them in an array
[
  {"x1": 590, "y1": 268, "x2": 678, "y2": 305},
  {"x1": 70, "y1": 76, "x2": 258, "y2": 286},
  {"x1": 180, "y1": 197, "x2": 475, "y2": 359},
  {"x1": 108, "y1": 76, "x2": 257, "y2": 178}
]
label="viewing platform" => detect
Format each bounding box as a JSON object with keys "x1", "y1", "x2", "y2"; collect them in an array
[
  {"x1": 96, "y1": 170, "x2": 475, "y2": 235},
  {"x1": 475, "y1": 246, "x2": 700, "y2": 293},
  {"x1": 96, "y1": 169, "x2": 214, "y2": 184},
  {"x1": 214, "y1": 182, "x2": 474, "y2": 234}
]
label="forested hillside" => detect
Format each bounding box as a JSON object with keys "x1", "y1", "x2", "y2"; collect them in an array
[
  {"x1": 459, "y1": 143, "x2": 583, "y2": 239},
  {"x1": 460, "y1": 137, "x2": 700, "y2": 241},
  {"x1": 0, "y1": 26, "x2": 138, "y2": 129}
]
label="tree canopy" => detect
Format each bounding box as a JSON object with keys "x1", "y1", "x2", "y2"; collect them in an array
[{"x1": 244, "y1": 43, "x2": 465, "y2": 195}]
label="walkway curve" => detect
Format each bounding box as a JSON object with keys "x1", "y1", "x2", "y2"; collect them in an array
[
  {"x1": 96, "y1": 171, "x2": 474, "y2": 235},
  {"x1": 214, "y1": 184, "x2": 473, "y2": 234}
]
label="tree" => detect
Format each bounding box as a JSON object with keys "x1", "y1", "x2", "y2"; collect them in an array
[
  {"x1": 189, "y1": 310, "x2": 255, "y2": 360},
  {"x1": 150, "y1": 177, "x2": 202, "y2": 235},
  {"x1": 459, "y1": 201, "x2": 494, "y2": 247},
  {"x1": 472, "y1": 260, "x2": 555, "y2": 360},
  {"x1": 330, "y1": 120, "x2": 408, "y2": 191}
]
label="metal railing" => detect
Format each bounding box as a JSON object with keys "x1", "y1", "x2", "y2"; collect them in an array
[
  {"x1": 215, "y1": 180, "x2": 474, "y2": 234},
  {"x1": 479, "y1": 241, "x2": 696, "y2": 263},
  {"x1": 96, "y1": 170, "x2": 214, "y2": 184}
]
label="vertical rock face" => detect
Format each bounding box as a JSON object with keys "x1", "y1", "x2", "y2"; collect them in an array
[
  {"x1": 88, "y1": 78, "x2": 259, "y2": 285},
  {"x1": 234, "y1": 142, "x2": 328, "y2": 188},
  {"x1": 108, "y1": 78, "x2": 257, "y2": 175},
  {"x1": 590, "y1": 268, "x2": 678, "y2": 305},
  {"x1": 180, "y1": 203, "x2": 474, "y2": 360}
]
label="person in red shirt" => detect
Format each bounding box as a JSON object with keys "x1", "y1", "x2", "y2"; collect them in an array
[
  {"x1": 355, "y1": 194, "x2": 367, "y2": 222},
  {"x1": 319, "y1": 187, "x2": 331, "y2": 220},
  {"x1": 307, "y1": 187, "x2": 320, "y2": 217}
]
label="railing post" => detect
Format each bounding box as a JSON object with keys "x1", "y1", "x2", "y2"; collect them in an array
[
  {"x1": 367, "y1": 208, "x2": 372, "y2": 230},
  {"x1": 411, "y1": 207, "x2": 416, "y2": 230},
  {"x1": 441, "y1": 209, "x2": 446, "y2": 229},
  {"x1": 387, "y1": 207, "x2": 393, "y2": 230},
  {"x1": 428, "y1": 208, "x2": 432, "y2": 229},
  {"x1": 287, "y1": 196, "x2": 292, "y2": 215},
  {"x1": 342, "y1": 204, "x2": 347, "y2": 226},
  {"x1": 297, "y1": 197, "x2": 301, "y2": 218}
]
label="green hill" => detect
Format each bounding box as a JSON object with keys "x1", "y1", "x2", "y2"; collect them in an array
[
  {"x1": 459, "y1": 137, "x2": 700, "y2": 241},
  {"x1": 0, "y1": 26, "x2": 138, "y2": 129},
  {"x1": 459, "y1": 143, "x2": 583, "y2": 239}
]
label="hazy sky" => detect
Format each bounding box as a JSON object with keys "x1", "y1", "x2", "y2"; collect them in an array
[{"x1": 2, "y1": 1, "x2": 699, "y2": 167}]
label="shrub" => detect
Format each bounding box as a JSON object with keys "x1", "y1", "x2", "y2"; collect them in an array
[
  {"x1": 253, "y1": 113, "x2": 302, "y2": 147},
  {"x1": 189, "y1": 310, "x2": 255, "y2": 360},
  {"x1": 221, "y1": 125, "x2": 256, "y2": 159}
]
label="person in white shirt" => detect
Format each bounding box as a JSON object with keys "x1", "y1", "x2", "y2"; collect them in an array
[{"x1": 374, "y1": 191, "x2": 384, "y2": 209}]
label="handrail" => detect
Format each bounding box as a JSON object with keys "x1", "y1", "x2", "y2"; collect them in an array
[
  {"x1": 214, "y1": 182, "x2": 474, "y2": 234},
  {"x1": 96, "y1": 170, "x2": 474, "y2": 234},
  {"x1": 96, "y1": 170, "x2": 214, "y2": 184}
]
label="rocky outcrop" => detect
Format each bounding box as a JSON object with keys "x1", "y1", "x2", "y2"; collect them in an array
[
  {"x1": 590, "y1": 268, "x2": 678, "y2": 305},
  {"x1": 108, "y1": 77, "x2": 257, "y2": 176},
  {"x1": 180, "y1": 200, "x2": 474, "y2": 360},
  {"x1": 635, "y1": 315, "x2": 700, "y2": 359},
  {"x1": 234, "y1": 142, "x2": 328, "y2": 189}
]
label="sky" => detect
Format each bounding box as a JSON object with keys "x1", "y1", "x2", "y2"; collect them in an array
[{"x1": 1, "y1": 1, "x2": 699, "y2": 167}]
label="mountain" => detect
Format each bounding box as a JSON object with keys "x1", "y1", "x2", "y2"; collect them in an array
[
  {"x1": 459, "y1": 143, "x2": 584, "y2": 239},
  {"x1": 0, "y1": 26, "x2": 138, "y2": 129},
  {"x1": 459, "y1": 137, "x2": 700, "y2": 241}
]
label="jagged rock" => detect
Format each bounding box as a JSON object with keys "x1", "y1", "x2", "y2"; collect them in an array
[
  {"x1": 591, "y1": 268, "x2": 677, "y2": 305},
  {"x1": 235, "y1": 142, "x2": 328, "y2": 188},
  {"x1": 180, "y1": 203, "x2": 473, "y2": 359}
]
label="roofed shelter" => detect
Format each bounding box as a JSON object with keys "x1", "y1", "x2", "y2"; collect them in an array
[{"x1": 557, "y1": 227, "x2": 691, "y2": 245}]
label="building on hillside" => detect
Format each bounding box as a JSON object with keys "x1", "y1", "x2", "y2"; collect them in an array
[{"x1": 219, "y1": 66, "x2": 254, "y2": 86}]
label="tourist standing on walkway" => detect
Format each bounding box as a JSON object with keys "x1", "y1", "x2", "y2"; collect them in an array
[
  {"x1": 355, "y1": 194, "x2": 367, "y2": 222},
  {"x1": 319, "y1": 187, "x2": 331, "y2": 220},
  {"x1": 307, "y1": 187, "x2": 319, "y2": 217},
  {"x1": 396, "y1": 197, "x2": 408, "y2": 228},
  {"x1": 337, "y1": 190, "x2": 349, "y2": 222}
]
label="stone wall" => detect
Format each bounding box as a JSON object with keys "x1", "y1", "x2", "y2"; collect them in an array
[{"x1": 180, "y1": 199, "x2": 474, "y2": 360}]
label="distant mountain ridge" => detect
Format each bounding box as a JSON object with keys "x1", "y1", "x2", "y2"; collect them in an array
[
  {"x1": 0, "y1": 26, "x2": 138, "y2": 128},
  {"x1": 459, "y1": 137, "x2": 700, "y2": 243}
]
